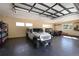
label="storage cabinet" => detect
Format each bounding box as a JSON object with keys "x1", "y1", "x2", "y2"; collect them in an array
[{"x1": 0, "y1": 21, "x2": 8, "y2": 46}]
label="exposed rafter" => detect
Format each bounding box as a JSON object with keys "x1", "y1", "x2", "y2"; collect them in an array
[
  {"x1": 21, "y1": 3, "x2": 44, "y2": 11},
  {"x1": 29, "y1": 3, "x2": 36, "y2": 12},
  {"x1": 58, "y1": 3, "x2": 71, "y2": 13},
  {"x1": 47, "y1": 11, "x2": 60, "y2": 17},
  {"x1": 40, "y1": 3, "x2": 57, "y2": 14},
  {"x1": 11, "y1": 3, "x2": 16, "y2": 13},
  {"x1": 20, "y1": 3, "x2": 58, "y2": 17},
  {"x1": 15, "y1": 5, "x2": 29, "y2": 11},
  {"x1": 55, "y1": 7, "x2": 74, "y2": 15},
  {"x1": 12, "y1": 3, "x2": 77, "y2": 19},
  {"x1": 39, "y1": 3, "x2": 64, "y2": 15},
  {"x1": 14, "y1": 5, "x2": 55, "y2": 18}
]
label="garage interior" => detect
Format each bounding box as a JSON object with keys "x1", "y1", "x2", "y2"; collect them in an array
[{"x1": 0, "y1": 3, "x2": 79, "y2": 56}]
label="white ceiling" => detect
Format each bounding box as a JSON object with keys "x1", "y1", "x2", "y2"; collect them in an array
[
  {"x1": 35, "y1": 4, "x2": 48, "y2": 10},
  {"x1": 53, "y1": 5, "x2": 63, "y2": 11},
  {"x1": 0, "y1": 3, "x2": 15, "y2": 16},
  {"x1": 61, "y1": 3, "x2": 75, "y2": 8},
  {"x1": 0, "y1": 3, "x2": 79, "y2": 23},
  {"x1": 0, "y1": 3, "x2": 53, "y2": 23}
]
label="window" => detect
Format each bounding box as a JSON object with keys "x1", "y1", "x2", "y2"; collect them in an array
[
  {"x1": 43, "y1": 24, "x2": 52, "y2": 28},
  {"x1": 63, "y1": 24, "x2": 73, "y2": 29},
  {"x1": 25, "y1": 23, "x2": 33, "y2": 27},
  {"x1": 64, "y1": 24, "x2": 69, "y2": 29},
  {"x1": 16, "y1": 22, "x2": 24, "y2": 26}
]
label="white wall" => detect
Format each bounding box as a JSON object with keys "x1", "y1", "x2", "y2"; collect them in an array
[
  {"x1": 0, "y1": 16, "x2": 53, "y2": 38},
  {"x1": 54, "y1": 21, "x2": 79, "y2": 36},
  {"x1": 52, "y1": 13, "x2": 79, "y2": 23}
]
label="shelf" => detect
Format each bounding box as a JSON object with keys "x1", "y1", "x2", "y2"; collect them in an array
[
  {"x1": 2, "y1": 36, "x2": 8, "y2": 42},
  {"x1": 0, "y1": 21, "x2": 8, "y2": 44}
]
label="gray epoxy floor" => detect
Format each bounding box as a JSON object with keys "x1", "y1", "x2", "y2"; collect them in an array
[{"x1": 0, "y1": 36, "x2": 79, "y2": 56}]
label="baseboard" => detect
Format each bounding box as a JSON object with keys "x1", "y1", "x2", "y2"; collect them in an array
[
  {"x1": 62, "y1": 34, "x2": 79, "y2": 38},
  {"x1": 8, "y1": 37, "x2": 26, "y2": 39}
]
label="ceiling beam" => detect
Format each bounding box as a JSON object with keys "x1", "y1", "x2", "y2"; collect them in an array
[
  {"x1": 29, "y1": 3, "x2": 36, "y2": 12},
  {"x1": 11, "y1": 3, "x2": 16, "y2": 13},
  {"x1": 13, "y1": 3, "x2": 76, "y2": 19},
  {"x1": 20, "y1": 3, "x2": 59, "y2": 17},
  {"x1": 47, "y1": 12, "x2": 59, "y2": 17},
  {"x1": 74, "y1": 3, "x2": 79, "y2": 13},
  {"x1": 21, "y1": 3, "x2": 44, "y2": 11},
  {"x1": 55, "y1": 7, "x2": 74, "y2": 15},
  {"x1": 58, "y1": 3, "x2": 71, "y2": 13},
  {"x1": 39, "y1": 3, "x2": 64, "y2": 15},
  {"x1": 68, "y1": 7, "x2": 74, "y2": 9},
  {"x1": 60, "y1": 7, "x2": 74, "y2": 12},
  {"x1": 15, "y1": 6, "x2": 25, "y2": 10},
  {"x1": 14, "y1": 5, "x2": 55, "y2": 18},
  {"x1": 12, "y1": 3, "x2": 15, "y2": 8},
  {"x1": 40, "y1": 3, "x2": 57, "y2": 14},
  {"x1": 43, "y1": 14, "x2": 56, "y2": 18}
]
